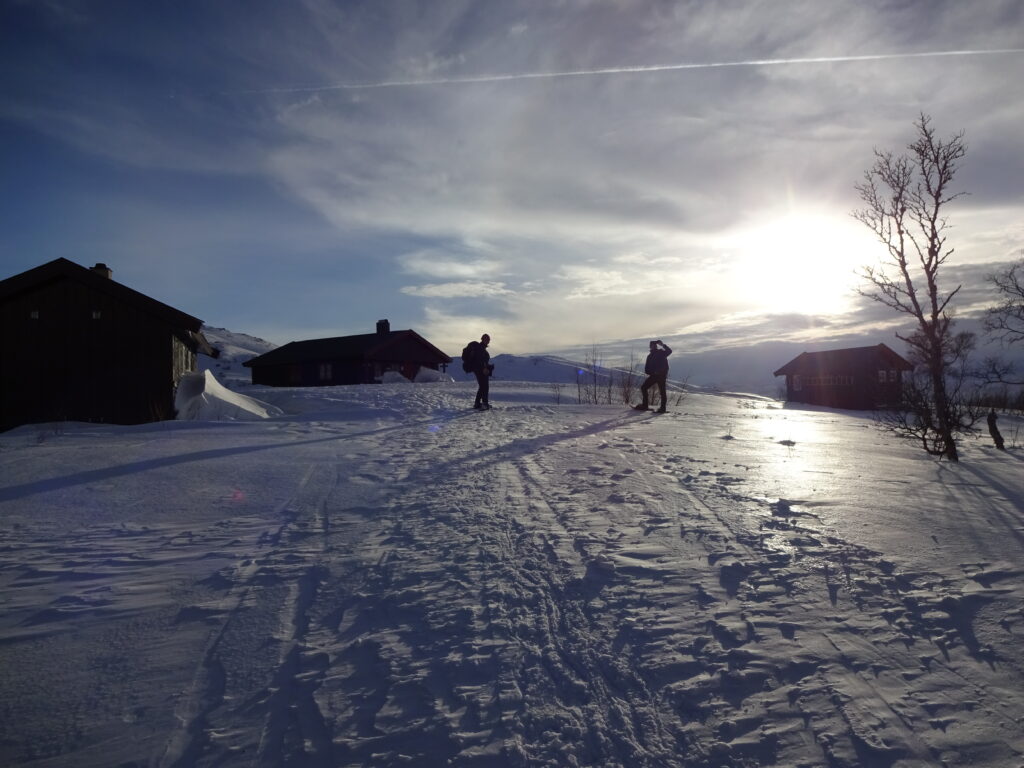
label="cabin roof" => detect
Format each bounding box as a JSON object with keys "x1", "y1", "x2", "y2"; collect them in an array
[
  {"x1": 244, "y1": 329, "x2": 452, "y2": 367},
  {"x1": 0, "y1": 257, "x2": 204, "y2": 332},
  {"x1": 773, "y1": 343, "x2": 913, "y2": 377}
]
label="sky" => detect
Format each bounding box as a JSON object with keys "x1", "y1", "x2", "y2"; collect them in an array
[{"x1": 2, "y1": 0, "x2": 1023, "y2": 358}]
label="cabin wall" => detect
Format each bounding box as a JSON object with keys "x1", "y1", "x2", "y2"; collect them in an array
[
  {"x1": 250, "y1": 359, "x2": 373, "y2": 387},
  {"x1": 249, "y1": 348, "x2": 446, "y2": 388},
  {"x1": 1, "y1": 278, "x2": 188, "y2": 430},
  {"x1": 784, "y1": 361, "x2": 907, "y2": 410}
]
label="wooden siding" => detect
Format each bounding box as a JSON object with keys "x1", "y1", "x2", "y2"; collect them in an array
[
  {"x1": 785, "y1": 370, "x2": 906, "y2": 410},
  {"x1": 774, "y1": 345, "x2": 912, "y2": 410},
  {"x1": 1, "y1": 276, "x2": 187, "y2": 429},
  {"x1": 249, "y1": 358, "x2": 443, "y2": 387}
]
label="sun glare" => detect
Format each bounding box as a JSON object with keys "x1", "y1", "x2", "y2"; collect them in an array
[{"x1": 727, "y1": 211, "x2": 870, "y2": 316}]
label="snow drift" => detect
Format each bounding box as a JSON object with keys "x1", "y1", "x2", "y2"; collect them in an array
[{"x1": 174, "y1": 369, "x2": 282, "y2": 421}]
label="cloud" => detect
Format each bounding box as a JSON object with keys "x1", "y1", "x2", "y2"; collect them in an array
[
  {"x1": 241, "y1": 49, "x2": 1024, "y2": 94},
  {"x1": 401, "y1": 281, "x2": 513, "y2": 298},
  {"x1": 398, "y1": 248, "x2": 504, "y2": 279},
  {"x1": 613, "y1": 251, "x2": 682, "y2": 266},
  {"x1": 4, "y1": 0, "x2": 1023, "y2": 358},
  {"x1": 557, "y1": 265, "x2": 650, "y2": 300}
]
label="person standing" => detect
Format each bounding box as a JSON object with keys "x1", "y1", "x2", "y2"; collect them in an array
[
  {"x1": 635, "y1": 340, "x2": 672, "y2": 413},
  {"x1": 469, "y1": 333, "x2": 493, "y2": 410},
  {"x1": 987, "y1": 408, "x2": 1005, "y2": 450}
]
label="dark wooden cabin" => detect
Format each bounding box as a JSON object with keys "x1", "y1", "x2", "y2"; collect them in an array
[
  {"x1": 243, "y1": 320, "x2": 451, "y2": 386},
  {"x1": 773, "y1": 343, "x2": 913, "y2": 410},
  {"x1": 0, "y1": 258, "x2": 215, "y2": 431}
]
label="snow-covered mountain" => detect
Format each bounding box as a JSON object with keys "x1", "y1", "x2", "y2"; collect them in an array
[{"x1": 199, "y1": 325, "x2": 278, "y2": 386}]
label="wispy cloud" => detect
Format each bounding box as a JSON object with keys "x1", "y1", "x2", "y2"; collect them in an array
[
  {"x1": 235, "y1": 48, "x2": 1024, "y2": 94},
  {"x1": 399, "y1": 248, "x2": 504, "y2": 280},
  {"x1": 401, "y1": 281, "x2": 513, "y2": 298}
]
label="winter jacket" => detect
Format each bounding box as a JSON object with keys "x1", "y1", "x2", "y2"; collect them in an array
[
  {"x1": 469, "y1": 343, "x2": 491, "y2": 374},
  {"x1": 644, "y1": 344, "x2": 672, "y2": 375}
]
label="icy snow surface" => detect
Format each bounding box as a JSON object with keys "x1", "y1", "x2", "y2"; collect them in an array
[{"x1": 1, "y1": 380, "x2": 1022, "y2": 767}]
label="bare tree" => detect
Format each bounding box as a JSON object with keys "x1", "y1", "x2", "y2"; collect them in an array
[
  {"x1": 617, "y1": 350, "x2": 642, "y2": 405},
  {"x1": 853, "y1": 113, "x2": 975, "y2": 461},
  {"x1": 880, "y1": 330, "x2": 979, "y2": 456},
  {"x1": 979, "y1": 255, "x2": 1024, "y2": 386},
  {"x1": 986, "y1": 255, "x2": 1024, "y2": 346},
  {"x1": 577, "y1": 346, "x2": 604, "y2": 404}
]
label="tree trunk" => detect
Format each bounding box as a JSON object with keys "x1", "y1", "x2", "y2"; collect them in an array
[{"x1": 929, "y1": 357, "x2": 959, "y2": 462}]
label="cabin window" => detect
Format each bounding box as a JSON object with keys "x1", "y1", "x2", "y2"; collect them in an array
[
  {"x1": 888, "y1": 369, "x2": 897, "y2": 383},
  {"x1": 92, "y1": 310, "x2": 102, "y2": 320},
  {"x1": 30, "y1": 310, "x2": 39, "y2": 320},
  {"x1": 878, "y1": 369, "x2": 887, "y2": 383},
  {"x1": 318, "y1": 363, "x2": 333, "y2": 381}
]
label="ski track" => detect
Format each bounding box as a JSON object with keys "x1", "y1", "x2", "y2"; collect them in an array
[{"x1": 1, "y1": 385, "x2": 1023, "y2": 767}]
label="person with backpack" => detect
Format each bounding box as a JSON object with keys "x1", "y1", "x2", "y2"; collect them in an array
[
  {"x1": 461, "y1": 333, "x2": 493, "y2": 410},
  {"x1": 635, "y1": 339, "x2": 672, "y2": 413}
]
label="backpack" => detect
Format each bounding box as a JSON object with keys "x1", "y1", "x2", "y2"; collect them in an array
[{"x1": 461, "y1": 341, "x2": 479, "y2": 373}]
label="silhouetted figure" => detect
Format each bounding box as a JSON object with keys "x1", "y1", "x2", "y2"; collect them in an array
[
  {"x1": 987, "y1": 408, "x2": 1005, "y2": 450},
  {"x1": 466, "y1": 333, "x2": 493, "y2": 410},
  {"x1": 635, "y1": 340, "x2": 672, "y2": 413}
]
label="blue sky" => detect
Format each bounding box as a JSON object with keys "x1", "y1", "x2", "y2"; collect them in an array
[{"x1": 2, "y1": 0, "x2": 1022, "y2": 357}]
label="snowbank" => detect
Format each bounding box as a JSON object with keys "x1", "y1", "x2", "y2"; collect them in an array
[
  {"x1": 379, "y1": 369, "x2": 454, "y2": 383},
  {"x1": 175, "y1": 369, "x2": 283, "y2": 421},
  {"x1": 414, "y1": 367, "x2": 454, "y2": 383}
]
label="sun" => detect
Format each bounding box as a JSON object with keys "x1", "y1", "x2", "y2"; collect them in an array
[{"x1": 726, "y1": 210, "x2": 872, "y2": 316}]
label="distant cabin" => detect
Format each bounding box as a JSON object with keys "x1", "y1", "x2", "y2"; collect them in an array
[
  {"x1": 0, "y1": 258, "x2": 216, "y2": 431},
  {"x1": 773, "y1": 343, "x2": 913, "y2": 410},
  {"x1": 243, "y1": 320, "x2": 451, "y2": 387}
]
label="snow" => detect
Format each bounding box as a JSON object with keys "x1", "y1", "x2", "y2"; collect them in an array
[
  {"x1": 175, "y1": 370, "x2": 283, "y2": 421},
  {"x1": 1, "y1": 366, "x2": 1023, "y2": 766},
  {"x1": 414, "y1": 367, "x2": 455, "y2": 384}
]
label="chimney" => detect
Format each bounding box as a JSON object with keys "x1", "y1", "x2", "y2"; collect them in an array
[
  {"x1": 376, "y1": 318, "x2": 390, "y2": 336},
  {"x1": 91, "y1": 263, "x2": 113, "y2": 279}
]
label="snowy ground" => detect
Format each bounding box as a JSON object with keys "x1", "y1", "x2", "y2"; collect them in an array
[{"x1": 1, "y1": 379, "x2": 1022, "y2": 768}]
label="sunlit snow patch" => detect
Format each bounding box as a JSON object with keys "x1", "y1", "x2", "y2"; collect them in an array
[
  {"x1": 175, "y1": 370, "x2": 283, "y2": 421},
  {"x1": 414, "y1": 367, "x2": 454, "y2": 383}
]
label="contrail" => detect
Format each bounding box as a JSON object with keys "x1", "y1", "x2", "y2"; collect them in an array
[{"x1": 240, "y1": 48, "x2": 1024, "y2": 94}]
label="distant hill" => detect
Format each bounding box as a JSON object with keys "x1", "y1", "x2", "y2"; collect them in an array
[
  {"x1": 543, "y1": 318, "x2": 1024, "y2": 397},
  {"x1": 199, "y1": 326, "x2": 278, "y2": 386}
]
